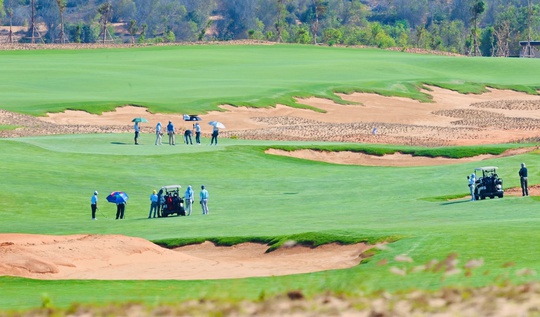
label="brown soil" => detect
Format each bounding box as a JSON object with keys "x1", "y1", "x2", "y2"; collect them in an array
[{"x1": 0, "y1": 234, "x2": 371, "y2": 280}]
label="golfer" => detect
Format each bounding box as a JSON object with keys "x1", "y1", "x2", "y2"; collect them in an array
[
  {"x1": 184, "y1": 185, "x2": 194, "y2": 216},
  {"x1": 194, "y1": 122, "x2": 201, "y2": 144},
  {"x1": 184, "y1": 129, "x2": 193, "y2": 145},
  {"x1": 167, "y1": 121, "x2": 175, "y2": 145},
  {"x1": 91, "y1": 191, "x2": 98, "y2": 220},
  {"x1": 200, "y1": 185, "x2": 209, "y2": 215},
  {"x1": 519, "y1": 162, "x2": 529, "y2": 196},
  {"x1": 467, "y1": 173, "x2": 476, "y2": 201},
  {"x1": 116, "y1": 195, "x2": 126, "y2": 219},
  {"x1": 134, "y1": 121, "x2": 140, "y2": 145},
  {"x1": 155, "y1": 122, "x2": 163, "y2": 145},
  {"x1": 210, "y1": 126, "x2": 219, "y2": 145},
  {"x1": 148, "y1": 190, "x2": 159, "y2": 218}
]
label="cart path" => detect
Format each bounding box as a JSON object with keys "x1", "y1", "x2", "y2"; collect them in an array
[{"x1": 0, "y1": 234, "x2": 373, "y2": 280}]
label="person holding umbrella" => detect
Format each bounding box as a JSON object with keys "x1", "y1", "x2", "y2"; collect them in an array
[
  {"x1": 209, "y1": 121, "x2": 224, "y2": 145},
  {"x1": 134, "y1": 121, "x2": 140, "y2": 145},
  {"x1": 107, "y1": 191, "x2": 129, "y2": 219},
  {"x1": 90, "y1": 191, "x2": 98, "y2": 220}
]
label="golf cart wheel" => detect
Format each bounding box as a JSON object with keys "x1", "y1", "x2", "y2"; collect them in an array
[
  {"x1": 499, "y1": 193, "x2": 504, "y2": 198},
  {"x1": 480, "y1": 195, "x2": 486, "y2": 200},
  {"x1": 490, "y1": 195, "x2": 494, "y2": 199}
]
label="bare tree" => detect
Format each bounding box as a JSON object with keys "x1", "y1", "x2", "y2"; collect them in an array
[
  {"x1": 6, "y1": 0, "x2": 13, "y2": 43},
  {"x1": 98, "y1": 2, "x2": 114, "y2": 44},
  {"x1": 275, "y1": 0, "x2": 287, "y2": 43},
  {"x1": 493, "y1": 20, "x2": 510, "y2": 57}
]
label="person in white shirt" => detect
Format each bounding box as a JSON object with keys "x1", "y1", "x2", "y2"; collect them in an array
[
  {"x1": 184, "y1": 185, "x2": 194, "y2": 216},
  {"x1": 155, "y1": 122, "x2": 163, "y2": 145},
  {"x1": 467, "y1": 173, "x2": 476, "y2": 201}
]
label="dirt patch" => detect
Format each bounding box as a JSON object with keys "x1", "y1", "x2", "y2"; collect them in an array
[{"x1": 0, "y1": 234, "x2": 372, "y2": 280}]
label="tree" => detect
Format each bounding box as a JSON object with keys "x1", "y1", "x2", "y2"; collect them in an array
[
  {"x1": 98, "y1": 2, "x2": 114, "y2": 43},
  {"x1": 470, "y1": 0, "x2": 486, "y2": 56},
  {"x1": 55, "y1": 0, "x2": 67, "y2": 43},
  {"x1": 128, "y1": 19, "x2": 138, "y2": 44},
  {"x1": 310, "y1": 0, "x2": 327, "y2": 44},
  {"x1": 275, "y1": 0, "x2": 288, "y2": 42}
]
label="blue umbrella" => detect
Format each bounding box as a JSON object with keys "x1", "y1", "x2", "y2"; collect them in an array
[{"x1": 106, "y1": 191, "x2": 129, "y2": 204}]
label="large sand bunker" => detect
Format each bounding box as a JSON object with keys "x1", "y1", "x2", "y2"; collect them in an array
[{"x1": 0, "y1": 234, "x2": 371, "y2": 280}]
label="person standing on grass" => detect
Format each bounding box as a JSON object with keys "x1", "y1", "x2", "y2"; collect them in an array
[
  {"x1": 194, "y1": 122, "x2": 201, "y2": 144},
  {"x1": 184, "y1": 185, "x2": 194, "y2": 216},
  {"x1": 116, "y1": 196, "x2": 126, "y2": 219},
  {"x1": 148, "y1": 190, "x2": 159, "y2": 218},
  {"x1": 519, "y1": 162, "x2": 529, "y2": 196},
  {"x1": 184, "y1": 129, "x2": 193, "y2": 145},
  {"x1": 210, "y1": 126, "x2": 219, "y2": 145},
  {"x1": 200, "y1": 185, "x2": 209, "y2": 215},
  {"x1": 134, "y1": 121, "x2": 140, "y2": 145},
  {"x1": 467, "y1": 174, "x2": 476, "y2": 201},
  {"x1": 155, "y1": 122, "x2": 163, "y2": 145},
  {"x1": 167, "y1": 121, "x2": 176, "y2": 145},
  {"x1": 91, "y1": 191, "x2": 98, "y2": 220}
]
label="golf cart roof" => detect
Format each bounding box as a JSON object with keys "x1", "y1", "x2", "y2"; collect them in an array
[
  {"x1": 160, "y1": 185, "x2": 182, "y2": 190},
  {"x1": 475, "y1": 166, "x2": 498, "y2": 171}
]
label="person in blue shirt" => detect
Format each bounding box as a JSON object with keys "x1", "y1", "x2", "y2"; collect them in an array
[
  {"x1": 519, "y1": 162, "x2": 529, "y2": 196},
  {"x1": 148, "y1": 190, "x2": 159, "y2": 218},
  {"x1": 155, "y1": 122, "x2": 163, "y2": 145},
  {"x1": 200, "y1": 185, "x2": 209, "y2": 215},
  {"x1": 134, "y1": 122, "x2": 140, "y2": 145},
  {"x1": 194, "y1": 123, "x2": 201, "y2": 144},
  {"x1": 184, "y1": 185, "x2": 194, "y2": 216},
  {"x1": 91, "y1": 191, "x2": 98, "y2": 220},
  {"x1": 166, "y1": 121, "x2": 175, "y2": 145}
]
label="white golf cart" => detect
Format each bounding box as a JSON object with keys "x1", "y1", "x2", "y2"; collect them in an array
[{"x1": 158, "y1": 185, "x2": 185, "y2": 217}]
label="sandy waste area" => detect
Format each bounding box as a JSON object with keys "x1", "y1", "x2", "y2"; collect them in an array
[{"x1": 1, "y1": 86, "x2": 540, "y2": 281}]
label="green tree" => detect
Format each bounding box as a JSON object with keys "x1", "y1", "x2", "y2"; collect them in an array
[
  {"x1": 310, "y1": 0, "x2": 327, "y2": 44},
  {"x1": 128, "y1": 19, "x2": 138, "y2": 44},
  {"x1": 470, "y1": 0, "x2": 486, "y2": 56}
]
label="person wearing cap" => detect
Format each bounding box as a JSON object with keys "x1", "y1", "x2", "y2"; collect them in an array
[
  {"x1": 519, "y1": 163, "x2": 529, "y2": 196},
  {"x1": 148, "y1": 190, "x2": 159, "y2": 218},
  {"x1": 184, "y1": 185, "x2": 194, "y2": 216},
  {"x1": 155, "y1": 122, "x2": 163, "y2": 145},
  {"x1": 467, "y1": 174, "x2": 476, "y2": 201},
  {"x1": 91, "y1": 191, "x2": 98, "y2": 220},
  {"x1": 194, "y1": 122, "x2": 201, "y2": 144},
  {"x1": 199, "y1": 185, "x2": 209, "y2": 215},
  {"x1": 167, "y1": 121, "x2": 175, "y2": 145}
]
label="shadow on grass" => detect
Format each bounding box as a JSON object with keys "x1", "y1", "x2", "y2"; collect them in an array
[
  {"x1": 440, "y1": 199, "x2": 473, "y2": 205},
  {"x1": 111, "y1": 142, "x2": 130, "y2": 145}
]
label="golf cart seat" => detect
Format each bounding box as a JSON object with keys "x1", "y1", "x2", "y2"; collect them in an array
[{"x1": 159, "y1": 185, "x2": 185, "y2": 217}]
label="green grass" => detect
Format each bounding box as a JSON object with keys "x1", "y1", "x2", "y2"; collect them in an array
[
  {"x1": 1, "y1": 134, "x2": 540, "y2": 311},
  {"x1": 1, "y1": 45, "x2": 540, "y2": 116}
]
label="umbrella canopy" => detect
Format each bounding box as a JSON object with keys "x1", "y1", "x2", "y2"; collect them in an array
[
  {"x1": 106, "y1": 191, "x2": 129, "y2": 204},
  {"x1": 208, "y1": 121, "x2": 225, "y2": 129},
  {"x1": 132, "y1": 117, "x2": 148, "y2": 123}
]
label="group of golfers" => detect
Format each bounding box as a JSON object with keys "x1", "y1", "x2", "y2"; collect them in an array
[
  {"x1": 467, "y1": 163, "x2": 529, "y2": 201},
  {"x1": 90, "y1": 185, "x2": 210, "y2": 220},
  {"x1": 134, "y1": 120, "x2": 219, "y2": 146}
]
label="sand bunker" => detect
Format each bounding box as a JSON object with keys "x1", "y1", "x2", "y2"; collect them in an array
[
  {"x1": 0, "y1": 234, "x2": 371, "y2": 280},
  {"x1": 266, "y1": 147, "x2": 537, "y2": 167}
]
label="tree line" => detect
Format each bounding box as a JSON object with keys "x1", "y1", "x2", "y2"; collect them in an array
[{"x1": 0, "y1": 0, "x2": 539, "y2": 56}]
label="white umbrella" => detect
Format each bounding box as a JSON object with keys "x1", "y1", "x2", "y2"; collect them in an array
[{"x1": 208, "y1": 121, "x2": 225, "y2": 129}]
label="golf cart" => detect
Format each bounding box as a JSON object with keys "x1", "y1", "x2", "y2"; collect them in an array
[
  {"x1": 159, "y1": 185, "x2": 185, "y2": 217},
  {"x1": 183, "y1": 114, "x2": 202, "y2": 121},
  {"x1": 473, "y1": 166, "x2": 504, "y2": 200}
]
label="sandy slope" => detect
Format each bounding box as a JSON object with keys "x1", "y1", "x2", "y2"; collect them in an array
[{"x1": 0, "y1": 234, "x2": 370, "y2": 280}]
